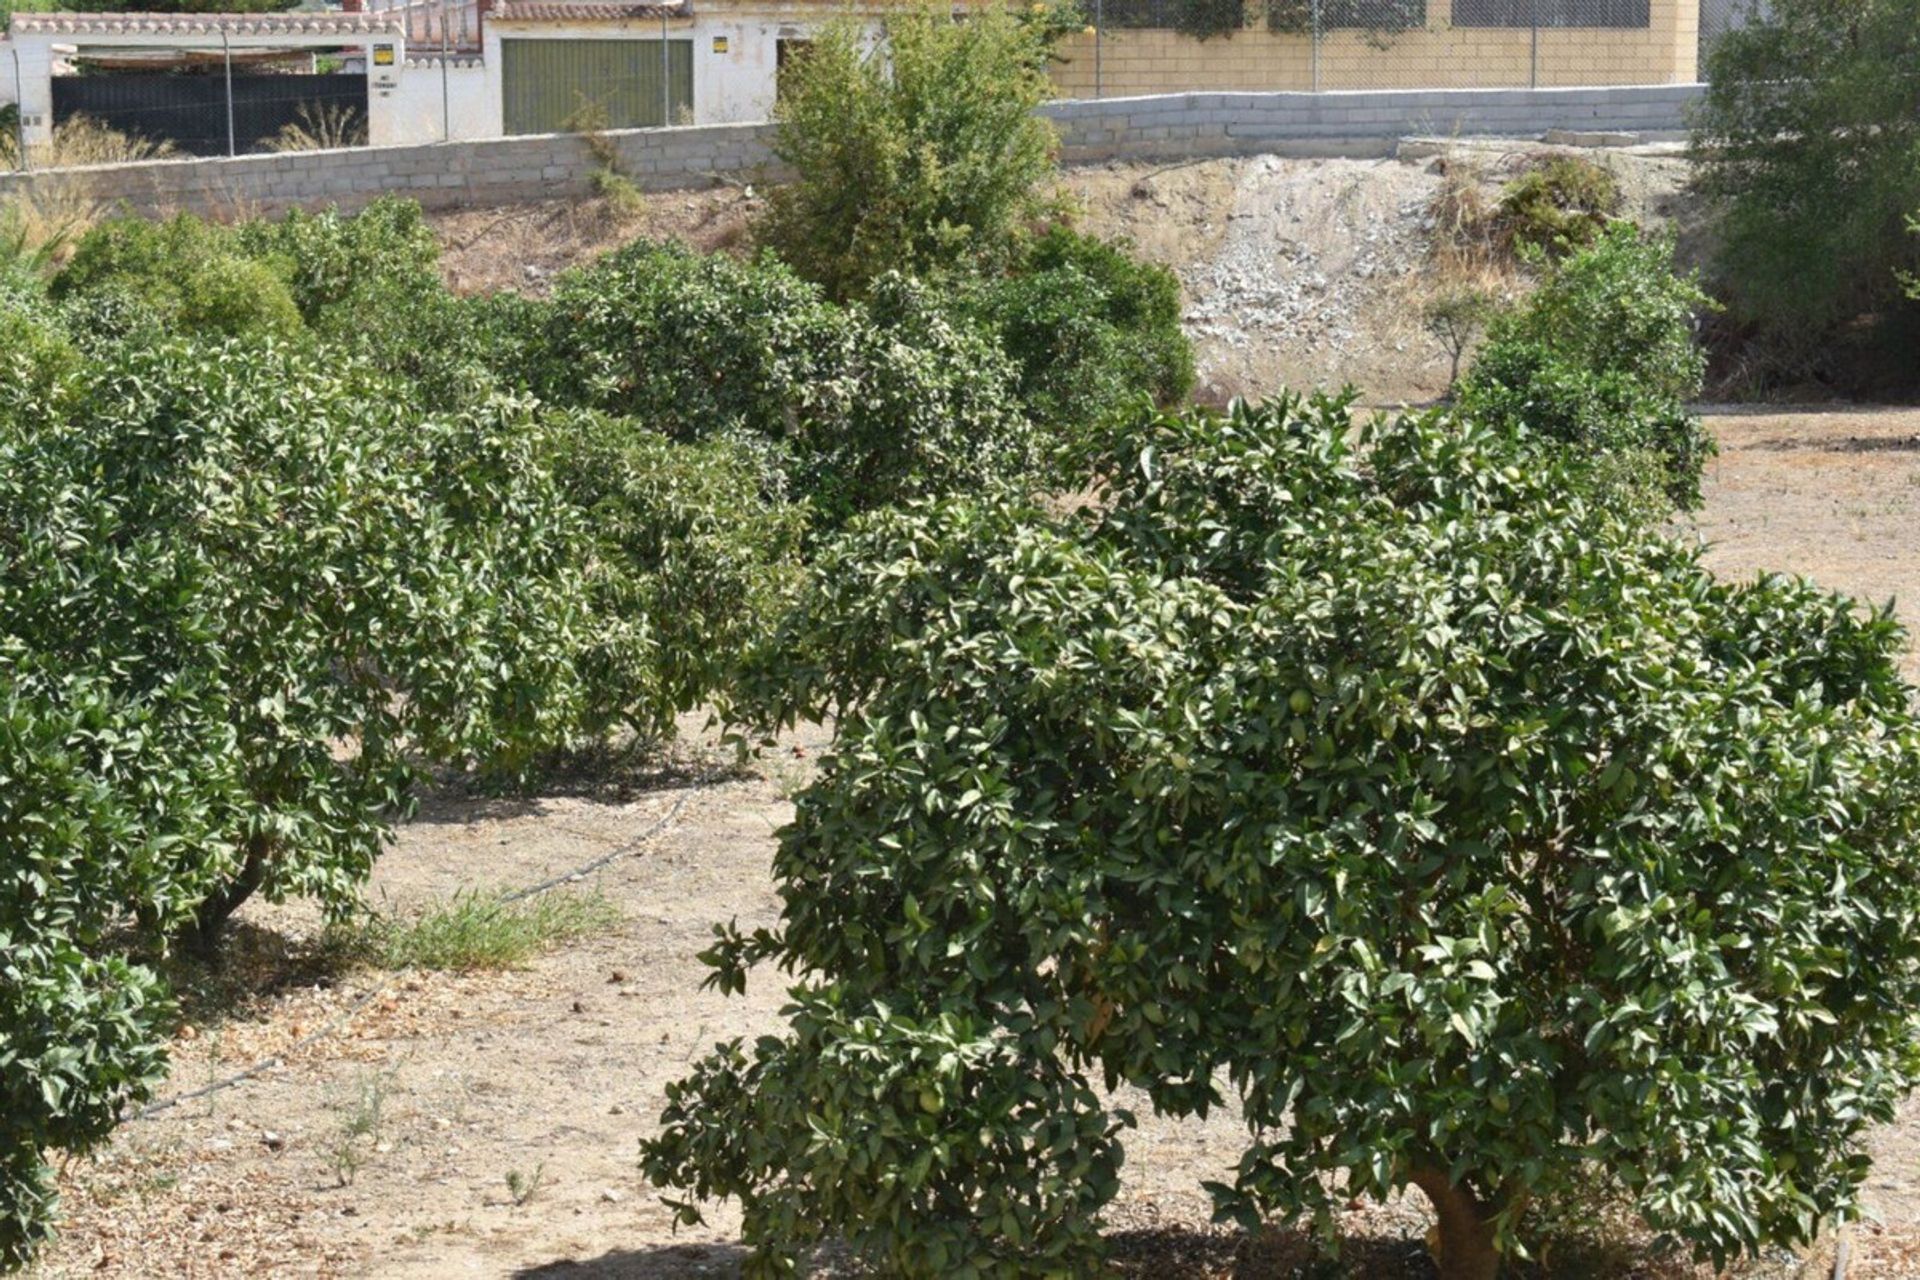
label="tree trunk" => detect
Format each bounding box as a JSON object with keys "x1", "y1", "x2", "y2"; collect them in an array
[
  {"x1": 180, "y1": 834, "x2": 272, "y2": 955},
  {"x1": 1408, "y1": 1165, "x2": 1503, "y2": 1280}
]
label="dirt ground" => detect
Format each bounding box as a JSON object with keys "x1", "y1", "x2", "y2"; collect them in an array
[
  {"x1": 429, "y1": 141, "x2": 1700, "y2": 409},
  {"x1": 21, "y1": 405, "x2": 1920, "y2": 1280}
]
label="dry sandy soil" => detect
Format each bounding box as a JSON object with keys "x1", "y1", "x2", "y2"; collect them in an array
[
  {"x1": 23, "y1": 407, "x2": 1920, "y2": 1280},
  {"x1": 429, "y1": 141, "x2": 1700, "y2": 409}
]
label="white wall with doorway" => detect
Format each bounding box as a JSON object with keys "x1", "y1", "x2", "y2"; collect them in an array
[{"x1": 482, "y1": 8, "x2": 881, "y2": 131}]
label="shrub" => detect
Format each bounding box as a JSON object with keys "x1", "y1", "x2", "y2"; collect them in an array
[
  {"x1": 529, "y1": 243, "x2": 1039, "y2": 524},
  {"x1": 1694, "y1": 0, "x2": 1920, "y2": 376},
  {"x1": 1457, "y1": 223, "x2": 1714, "y2": 508},
  {"x1": 542, "y1": 413, "x2": 808, "y2": 743},
  {"x1": 756, "y1": 2, "x2": 1065, "y2": 299},
  {"x1": 959, "y1": 226, "x2": 1195, "y2": 434},
  {"x1": 234, "y1": 196, "x2": 441, "y2": 331},
  {"x1": 0, "y1": 666, "x2": 243, "y2": 1268},
  {"x1": 816, "y1": 274, "x2": 1038, "y2": 526},
  {"x1": 1492, "y1": 154, "x2": 1620, "y2": 258},
  {"x1": 51, "y1": 214, "x2": 303, "y2": 341},
  {"x1": 527, "y1": 239, "x2": 849, "y2": 439},
  {"x1": 0, "y1": 336, "x2": 585, "y2": 943},
  {"x1": 646, "y1": 397, "x2": 1920, "y2": 1280}
]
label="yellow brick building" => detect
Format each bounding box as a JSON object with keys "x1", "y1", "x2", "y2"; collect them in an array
[{"x1": 1047, "y1": 0, "x2": 1698, "y2": 95}]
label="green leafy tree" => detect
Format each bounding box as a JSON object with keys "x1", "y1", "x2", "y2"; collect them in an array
[
  {"x1": 0, "y1": 667, "x2": 245, "y2": 1267},
  {"x1": 0, "y1": 334, "x2": 586, "y2": 944},
  {"x1": 542, "y1": 413, "x2": 808, "y2": 744},
  {"x1": 525, "y1": 242, "x2": 1040, "y2": 525},
  {"x1": 1457, "y1": 223, "x2": 1715, "y2": 509},
  {"x1": 959, "y1": 225, "x2": 1195, "y2": 435},
  {"x1": 1694, "y1": 0, "x2": 1920, "y2": 375},
  {"x1": 757, "y1": 2, "x2": 1067, "y2": 300},
  {"x1": 51, "y1": 214, "x2": 305, "y2": 341},
  {"x1": 646, "y1": 398, "x2": 1920, "y2": 1280}
]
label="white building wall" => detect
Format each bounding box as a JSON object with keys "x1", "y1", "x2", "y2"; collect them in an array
[
  {"x1": 7, "y1": 41, "x2": 54, "y2": 146},
  {"x1": 382, "y1": 58, "x2": 492, "y2": 143},
  {"x1": 691, "y1": 16, "x2": 783, "y2": 124},
  {"x1": 484, "y1": 9, "x2": 879, "y2": 131}
]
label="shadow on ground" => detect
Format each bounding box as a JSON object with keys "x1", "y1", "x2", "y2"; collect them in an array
[{"x1": 512, "y1": 1228, "x2": 1437, "y2": 1279}]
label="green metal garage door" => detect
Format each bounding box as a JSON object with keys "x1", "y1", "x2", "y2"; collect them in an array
[{"x1": 502, "y1": 38, "x2": 693, "y2": 135}]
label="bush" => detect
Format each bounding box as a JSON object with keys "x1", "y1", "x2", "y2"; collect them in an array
[
  {"x1": 0, "y1": 666, "x2": 242, "y2": 1267},
  {"x1": 526, "y1": 239, "x2": 849, "y2": 439},
  {"x1": 1492, "y1": 154, "x2": 1620, "y2": 258},
  {"x1": 1694, "y1": 0, "x2": 1920, "y2": 376},
  {"x1": 528, "y1": 242, "x2": 1039, "y2": 524},
  {"x1": 757, "y1": 2, "x2": 1064, "y2": 299},
  {"x1": 815, "y1": 274, "x2": 1038, "y2": 526},
  {"x1": 1457, "y1": 223, "x2": 1714, "y2": 509},
  {"x1": 959, "y1": 226, "x2": 1195, "y2": 434},
  {"x1": 645, "y1": 397, "x2": 1920, "y2": 1280},
  {"x1": 0, "y1": 336, "x2": 585, "y2": 942},
  {"x1": 51, "y1": 214, "x2": 303, "y2": 341},
  {"x1": 234, "y1": 196, "x2": 441, "y2": 332},
  {"x1": 542, "y1": 413, "x2": 807, "y2": 743}
]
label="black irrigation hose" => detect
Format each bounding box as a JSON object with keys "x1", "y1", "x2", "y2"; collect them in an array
[{"x1": 128, "y1": 790, "x2": 694, "y2": 1122}]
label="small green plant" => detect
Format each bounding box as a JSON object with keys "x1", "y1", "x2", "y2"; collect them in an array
[
  {"x1": 1420, "y1": 284, "x2": 1496, "y2": 388},
  {"x1": 506, "y1": 1162, "x2": 546, "y2": 1206},
  {"x1": 757, "y1": 1, "x2": 1069, "y2": 299},
  {"x1": 589, "y1": 168, "x2": 646, "y2": 223},
  {"x1": 1492, "y1": 154, "x2": 1620, "y2": 258},
  {"x1": 336, "y1": 890, "x2": 619, "y2": 973},
  {"x1": 329, "y1": 1069, "x2": 393, "y2": 1187}
]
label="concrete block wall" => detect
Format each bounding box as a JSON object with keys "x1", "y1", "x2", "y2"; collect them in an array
[
  {"x1": 1041, "y1": 83, "x2": 1703, "y2": 160},
  {"x1": 0, "y1": 84, "x2": 1701, "y2": 218},
  {"x1": 0, "y1": 119, "x2": 780, "y2": 216}
]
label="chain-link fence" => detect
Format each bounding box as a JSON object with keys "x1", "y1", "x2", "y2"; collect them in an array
[
  {"x1": 1695, "y1": 0, "x2": 1762, "y2": 78},
  {"x1": 1058, "y1": 0, "x2": 1709, "y2": 96}
]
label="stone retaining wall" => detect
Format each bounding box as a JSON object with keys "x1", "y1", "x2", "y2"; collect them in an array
[{"x1": 0, "y1": 84, "x2": 1702, "y2": 217}]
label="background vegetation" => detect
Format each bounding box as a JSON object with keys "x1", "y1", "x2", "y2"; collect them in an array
[{"x1": 1695, "y1": 0, "x2": 1920, "y2": 388}]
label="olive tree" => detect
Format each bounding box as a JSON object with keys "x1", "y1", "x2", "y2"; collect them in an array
[{"x1": 644, "y1": 399, "x2": 1920, "y2": 1279}]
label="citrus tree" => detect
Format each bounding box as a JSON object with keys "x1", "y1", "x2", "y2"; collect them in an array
[
  {"x1": 542, "y1": 412, "x2": 808, "y2": 744},
  {"x1": 645, "y1": 399, "x2": 1920, "y2": 1279},
  {"x1": 0, "y1": 331, "x2": 586, "y2": 945},
  {"x1": 525, "y1": 242, "x2": 1041, "y2": 526}
]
